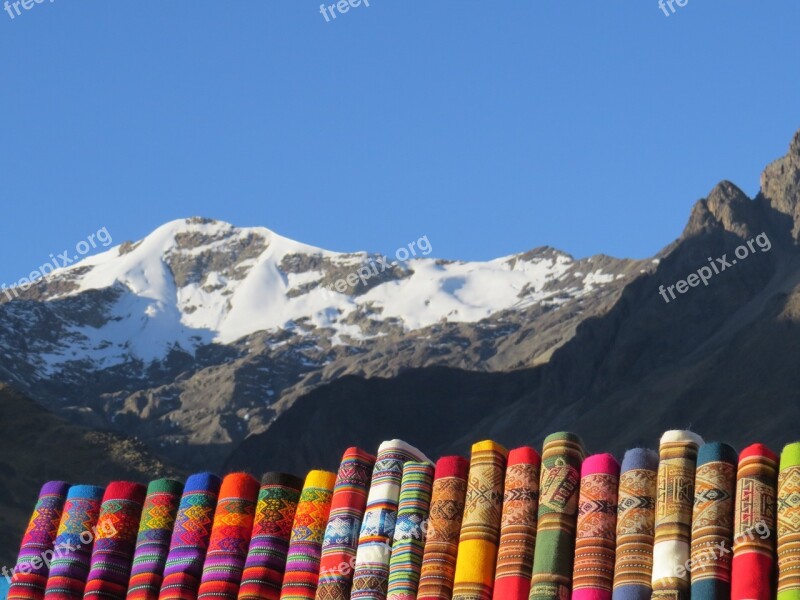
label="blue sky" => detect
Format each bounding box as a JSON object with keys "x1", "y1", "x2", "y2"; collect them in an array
[{"x1": 1, "y1": 1, "x2": 799, "y2": 286}]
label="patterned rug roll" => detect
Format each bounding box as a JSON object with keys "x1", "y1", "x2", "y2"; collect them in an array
[
  {"x1": 315, "y1": 448, "x2": 375, "y2": 600},
  {"x1": 493, "y1": 446, "x2": 540, "y2": 600},
  {"x1": 529, "y1": 431, "x2": 586, "y2": 599},
  {"x1": 351, "y1": 440, "x2": 430, "y2": 600},
  {"x1": 279, "y1": 470, "x2": 337, "y2": 600},
  {"x1": 386, "y1": 461, "x2": 434, "y2": 600},
  {"x1": 572, "y1": 453, "x2": 620, "y2": 600},
  {"x1": 778, "y1": 442, "x2": 800, "y2": 599},
  {"x1": 690, "y1": 442, "x2": 737, "y2": 599},
  {"x1": 239, "y1": 473, "x2": 304, "y2": 600},
  {"x1": 731, "y1": 443, "x2": 778, "y2": 600},
  {"x1": 612, "y1": 448, "x2": 659, "y2": 600},
  {"x1": 651, "y1": 430, "x2": 703, "y2": 600},
  {"x1": 44, "y1": 485, "x2": 105, "y2": 600},
  {"x1": 452, "y1": 440, "x2": 508, "y2": 600},
  {"x1": 127, "y1": 479, "x2": 184, "y2": 600},
  {"x1": 159, "y1": 473, "x2": 222, "y2": 600},
  {"x1": 417, "y1": 456, "x2": 470, "y2": 600},
  {"x1": 84, "y1": 482, "x2": 148, "y2": 600},
  {"x1": 8, "y1": 481, "x2": 71, "y2": 600},
  {"x1": 197, "y1": 473, "x2": 260, "y2": 600}
]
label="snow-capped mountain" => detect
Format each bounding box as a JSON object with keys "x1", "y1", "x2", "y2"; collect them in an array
[{"x1": 0, "y1": 217, "x2": 650, "y2": 469}]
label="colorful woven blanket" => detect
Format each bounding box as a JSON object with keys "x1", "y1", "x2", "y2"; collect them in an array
[
  {"x1": 44, "y1": 485, "x2": 105, "y2": 600},
  {"x1": 572, "y1": 453, "x2": 620, "y2": 599},
  {"x1": 159, "y1": 473, "x2": 222, "y2": 600},
  {"x1": 8, "y1": 481, "x2": 71, "y2": 600},
  {"x1": 612, "y1": 448, "x2": 658, "y2": 600},
  {"x1": 278, "y1": 470, "x2": 336, "y2": 600},
  {"x1": 197, "y1": 473, "x2": 259, "y2": 600},
  {"x1": 127, "y1": 479, "x2": 183, "y2": 600},
  {"x1": 778, "y1": 442, "x2": 800, "y2": 600},
  {"x1": 351, "y1": 440, "x2": 430, "y2": 600},
  {"x1": 315, "y1": 448, "x2": 375, "y2": 600},
  {"x1": 84, "y1": 482, "x2": 148, "y2": 600},
  {"x1": 452, "y1": 440, "x2": 508, "y2": 600},
  {"x1": 529, "y1": 431, "x2": 586, "y2": 599},
  {"x1": 386, "y1": 461, "x2": 434, "y2": 600},
  {"x1": 731, "y1": 443, "x2": 777, "y2": 600},
  {"x1": 689, "y1": 443, "x2": 736, "y2": 599},
  {"x1": 239, "y1": 472, "x2": 304, "y2": 600},
  {"x1": 493, "y1": 446, "x2": 540, "y2": 600},
  {"x1": 417, "y1": 456, "x2": 469, "y2": 600},
  {"x1": 651, "y1": 430, "x2": 703, "y2": 600}
]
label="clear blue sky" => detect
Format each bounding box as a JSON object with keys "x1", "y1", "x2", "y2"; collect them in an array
[{"x1": 1, "y1": 1, "x2": 799, "y2": 286}]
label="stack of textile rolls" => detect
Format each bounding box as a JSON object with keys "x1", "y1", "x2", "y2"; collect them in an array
[{"x1": 5, "y1": 430, "x2": 795, "y2": 600}]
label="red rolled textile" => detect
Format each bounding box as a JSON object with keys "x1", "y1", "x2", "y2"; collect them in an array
[
  {"x1": 417, "y1": 456, "x2": 470, "y2": 600},
  {"x1": 493, "y1": 446, "x2": 541, "y2": 600},
  {"x1": 731, "y1": 443, "x2": 778, "y2": 600}
]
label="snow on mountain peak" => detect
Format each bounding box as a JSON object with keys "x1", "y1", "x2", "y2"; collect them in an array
[{"x1": 31, "y1": 217, "x2": 621, "y2": 367}]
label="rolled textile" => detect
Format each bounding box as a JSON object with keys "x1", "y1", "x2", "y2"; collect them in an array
[
  {"x1": 127, "y1": 479, "x2": 184, "y2": 600},
  {"x1": 452, "y1": 440, "x2": 508, "y2": 600},
  {"x1": 239, "y1": 473, "x2": 304, "y2": 600},
  {"x1": 44, "y1": 485, "x2": 105, "y2": 600},
  {"x1": 611, "y1": 448, "x2": 659, "y2": 600},
  {"x1": 315, "y1": 448, "x2": 375, "y2": 600},
  {"x1": 386, "y1": 461, "x2": 435, "y2": 600},
  {"x1": 572, "y1": 453, "x2": 620, "y2": 599},
  {"x1": 351, "y1": 440, "x2": 431, "y2": 600},
  {"x1": 197, "y1": 473, "x2": 260, "y2": 600},
  {"x1": 159, "y1": 473, "x2": 222, "y2": 600},
  {"x1": 731, "y1": 443, "x2": 778, "y2": 600},
  {"x1": 417, "y1": 456, "x2": 470, "y2": 600},
  {"x1": 279, "y1": 470, "x2": 337, "y2": 600},
  {"x1": 8, "y1": 481, "x2": 71, "y2": 600},
  {"x1": 778, "y1": 442, "x2": 800, "y2": 599},
  {"x1": 689, "y1": 442, "x2": 737, "y2": 599},
  {"x1": 650, "y1": 429, "x2": 703, "y2": 600},
  {"x1": 84, "y1": 482, "x2": 148, "y2": 600},
  {"x1": 493, "y1": 446, "x2": 541, "y2": 600},
  {"x1": 529, "y1": 431, "x2": 586, "y2": 599}
]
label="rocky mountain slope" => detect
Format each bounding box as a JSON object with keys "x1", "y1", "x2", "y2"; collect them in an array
[
  {"x1": 228, "y1": 129, "x2": 800, "y2": 475},
  {"x1": 0, "y1": 384, "x2": 180, "y2": 566},
  {"x1": 0, "y1": 218, "x2": 649, "y2": 470}
]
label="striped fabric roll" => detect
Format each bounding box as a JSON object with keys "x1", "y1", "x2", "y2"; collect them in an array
[
  {"x1": 159, "y1": 473, "x2": 222, "y2": 600},
  {"x1": 197, "y1": 473, "x2": 260, "y2": 600},
  {"x1": 417, "y1": 456, "x2": 470, "y2": 600},
  {"x1": 8, "y1": 481, "x2": 71, "y2": 600},
  {"x1": 731, "y1": 443, "x2": 778, "y2": 600},
  {"x1": 386, "y1": 461, "x2": 435, "y2": 600},
  {"x1": 572, "y1": 453, "x2": 620, "y2": 599},
  {"x1": 690, "y1": 443, "x2": 737, "y2": 599},
  {"x1": 279, "y1": 470, "x2": 337, "y2": 600},
  {"x1": 239, "y1": 473, "x2": 304, "y2": 600},
  {"x1": 351, "y1": 440, "x2": 430, "y2": 600},
  {"x1": 127, "y1": 479, "x2": 184, "y2": 600},
  {"x1": 315, "y1": 448, "x2": 376, "y2": 600},
  {"x1": 612, "y1": 448, "x2": 659, "y2": 600},
  {"x1": 44, "y1": 485, "x2": 105, "y2": 600},
  {"x1": 778, "y1": 442, "x2": 800, "y2": 599},
  {"x1": 493, "y1": 446, "x2": 540, "y2": 600},
  {"x1": 651, "y1": 430, "x2": 703, "y2": 600},
  {"x1": 452, "y1": 440, "x2": 508, "y2": 600},
  {"x1": 84, "y1": 482, "x2": 148, "y2": 600},
  {"x1": 529, "y1": 431, "x2": 586, "y2": 599}
]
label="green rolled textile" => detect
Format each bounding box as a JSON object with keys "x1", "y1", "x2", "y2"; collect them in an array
[
  {"x1": 778, "y1": 442, "x2": 800, "y2": 599},
  {"x1": 529, "y1": 431, "x2": 586, "y2": 600}
]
